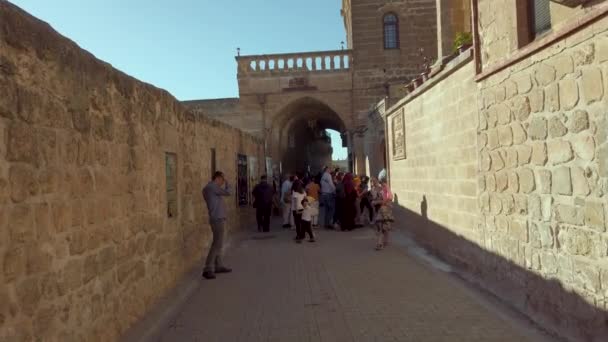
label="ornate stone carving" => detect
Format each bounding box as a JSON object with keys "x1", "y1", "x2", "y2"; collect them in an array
[
  {"x1": 284, "y1": 77, "x2": 317, "y2": 92},
  {"x1": 392, "y1": 109, "x2": 406, "y2": 160},
  {"x1": 289, "y1": 77, "x2": 309, "y2": 88}
]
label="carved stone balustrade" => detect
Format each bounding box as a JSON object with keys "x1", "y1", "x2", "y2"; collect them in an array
[{"x1": 236, "y1": 49, "x2": 353, "y2": 76}]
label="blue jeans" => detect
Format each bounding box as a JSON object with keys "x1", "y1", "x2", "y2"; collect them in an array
[{"x1": 320, "y1": 193, "x2": 335, "y2": 227}]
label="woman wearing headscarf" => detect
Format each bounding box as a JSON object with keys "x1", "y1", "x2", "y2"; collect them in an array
[
  {"x1": 373, "y1": 179, "x2": 394, "y2": 250},
  {"x1": 340, "y1": 173, "x2": 358, "y2": 231}
]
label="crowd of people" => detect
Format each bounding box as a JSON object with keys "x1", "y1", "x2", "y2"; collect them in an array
[
  {"x1": 266, "y1": 167, "x2": 394, "y2": 250},
  {"x1": 201, "y1": 168, "x2": 394, "y2": 280}
]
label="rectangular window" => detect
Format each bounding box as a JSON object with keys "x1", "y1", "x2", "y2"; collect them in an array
[
  {"x1": 165, "y1": 152, "x2": 177, "y2": 218},
  {"x1": 210, "y1": 148, "x2": 216, "y2": 178},
  {"x1": 517, "y1": 0, "x2": 552, "y2": 48},
  {"x1": 532, "y1": 0, "x2": 552, "y2": 36}
]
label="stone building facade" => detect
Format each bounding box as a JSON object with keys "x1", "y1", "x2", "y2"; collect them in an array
[
  {"x1": 343, "y1": 0, "x2": 437, "y2": 173},
  {"x1": 185, "y1": 0, "x2": 438, "y2": 177},
  {"x1": 385, "y1": 1, "x2": 608, "y2": 341},
  {"x1": 0, "y1": 2, "x2": 263, "y2": 341}
]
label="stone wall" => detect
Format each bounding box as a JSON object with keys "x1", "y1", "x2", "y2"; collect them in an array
[
  {"x1": 386, "y1": 56, "x2": 480, "y2": 254},
  {"x1": 0, "y1": 2, "x2": 263, "y2": 341},
  {"x1": 386, "y1": 8, "x2": 608, "y2": 340},
  {"x1": 476, "y1": 18, "x2": 608, "y2": 341},
  {"x1": 478, "y1": 0, "x2": 601, "y2": 70},
  {"x1": 183, "y1": 98, "x2": 263, "y2": 135}
]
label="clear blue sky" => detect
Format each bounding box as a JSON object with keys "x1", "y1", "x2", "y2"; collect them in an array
[{"x1": 10, "y1": 0, "x2": 349, "y2": 159}]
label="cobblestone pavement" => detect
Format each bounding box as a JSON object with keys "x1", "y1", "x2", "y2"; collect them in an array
[{"x1": 156, "y1": 224, "x2": 551, "y2": 342}]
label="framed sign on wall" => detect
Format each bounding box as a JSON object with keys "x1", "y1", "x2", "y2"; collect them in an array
[{"x1": 392, "y1": 109, "x2": 406, "y2": 160}]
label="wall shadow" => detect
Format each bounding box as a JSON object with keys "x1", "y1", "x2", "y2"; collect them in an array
[{"x1": 392, "y1": 197, "x2": 608, "y2": 342}]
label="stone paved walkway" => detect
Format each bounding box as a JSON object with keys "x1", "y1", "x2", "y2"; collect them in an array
[{"x1": 156, "y1": 224, "x2": 551, "y2": 342}]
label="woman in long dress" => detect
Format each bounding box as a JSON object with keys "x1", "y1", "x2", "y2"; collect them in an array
[
  {"x1": 373, "y1": 180, "x2": 394, "y2": 250},
  {"x1": 291, "y1": 180, "x2": 307, "y2": 242},
  {"x1": 341, "y1": 173, "x2": 358, "y2": 231}
]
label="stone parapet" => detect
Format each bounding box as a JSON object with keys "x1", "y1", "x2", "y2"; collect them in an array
[{"x1": 236, "y1": 50, "x2": 352, "y2": 77}]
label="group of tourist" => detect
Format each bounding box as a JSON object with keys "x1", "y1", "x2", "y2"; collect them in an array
[
  {"x1": 277, "y1": 167, "x2": 394, "y2": 249},
  {"x1": 200, "y1": 167, "x2": 394, "y2": 280}
]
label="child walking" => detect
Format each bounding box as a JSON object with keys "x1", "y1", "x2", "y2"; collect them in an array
[{"x1": 300, "y1": 198, "x2": 316, "y2": 243}]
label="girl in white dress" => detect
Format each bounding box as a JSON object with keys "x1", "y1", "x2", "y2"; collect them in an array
[{"x1": 291, "y1": 181, "x2": 307, "y2": 242}]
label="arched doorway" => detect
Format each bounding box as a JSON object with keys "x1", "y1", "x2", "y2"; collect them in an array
[{"x1": 270, "y1": 97, "x2": 348, "y2": 176}]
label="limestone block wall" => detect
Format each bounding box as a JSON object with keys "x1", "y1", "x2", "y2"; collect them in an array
[
  {"x1": 0, "y1": 2, "x2": 263, "y2": 341},
  {"x1": 477, "y1": 22, "x2": 608, "y2": 341},
  {"x1": 386, "y1": 14, "x2": 608, "y2": 341},
  {"x1": 477, "y1": 0, "x2": 520, "y2": 69},
  {"x1": 386, "y1": 58, "x2": 480, "y2": 251},
  {"x1": 183, "y1": 98, "x2": 263, "y2": 136},
  {"x1": 478, "y1": 0, "x2": 600, "y2": 70}
]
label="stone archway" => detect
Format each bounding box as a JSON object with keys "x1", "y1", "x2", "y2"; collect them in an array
[{"x1": 269, "y1": 97, "x2": 347, "y2": 175}]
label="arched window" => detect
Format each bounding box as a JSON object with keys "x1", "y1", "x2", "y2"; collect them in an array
[{"x1": 383, "y1": 13, "x2": 399, "y2": 49}]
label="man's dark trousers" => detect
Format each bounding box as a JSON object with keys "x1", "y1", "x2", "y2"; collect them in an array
[{"x1": 256, "y1": 205, "x2": 272, "y2": 232}]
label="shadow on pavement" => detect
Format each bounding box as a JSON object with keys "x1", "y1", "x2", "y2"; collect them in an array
[{"x1": 391, "y1": 197, "x2": 608, "y2": 342}]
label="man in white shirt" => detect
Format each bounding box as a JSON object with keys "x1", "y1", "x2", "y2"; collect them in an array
[
  {"x1": 319, "y1": 166, "x2": 336, "y2": 229},
  {"x1": 281, "y1": 175, "x2": 295, "y2": 228}
]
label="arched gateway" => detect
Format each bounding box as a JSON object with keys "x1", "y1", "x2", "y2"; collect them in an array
[
  {"x1": 182, "y1": 0, "x2": 439, "y2": 179},
  {"x1": 184, "y1": 50, "x2": 358, "y2": 176},
  {"x1": 271, "y1": 97, "x2": 347, "y2": 175},
  {"x1": 236, "y1": 51, "x2": 355, "y2": 176}
]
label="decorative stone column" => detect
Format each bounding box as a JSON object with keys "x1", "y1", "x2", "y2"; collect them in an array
[{"x1": 352, "y1": 126, "x2": 368, "y2": 175}]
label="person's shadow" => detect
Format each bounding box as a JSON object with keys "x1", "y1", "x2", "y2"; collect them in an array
[{"x1": 421, "y1": 195, "x2": 428, "y2": 221}]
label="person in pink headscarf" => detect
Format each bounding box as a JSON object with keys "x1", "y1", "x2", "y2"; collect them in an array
[{"x1": 372, "y1": 179, "x2": 394, "y2": 250}]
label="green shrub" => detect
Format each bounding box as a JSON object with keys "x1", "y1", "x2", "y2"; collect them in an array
[{"x1": 453, "y1": 32, "x2": 473, "y2": 52}]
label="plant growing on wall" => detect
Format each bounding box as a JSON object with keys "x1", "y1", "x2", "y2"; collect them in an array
[
  {"x1": 418, "y1": 48, "x2": 434, "y2": 76},
  {"x1": 421, "y1": 55, "x2": 434, "y2": 70},
  {"x1": 453, "y1": 32, "x2": 473, "y2": 53}
]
